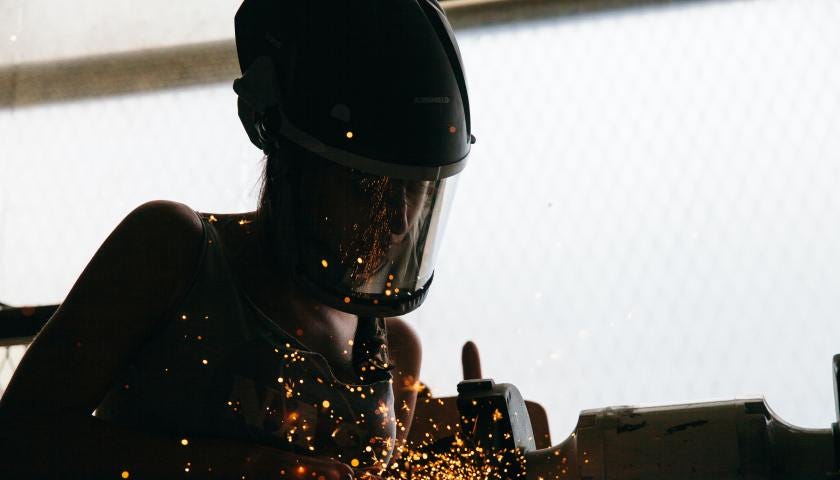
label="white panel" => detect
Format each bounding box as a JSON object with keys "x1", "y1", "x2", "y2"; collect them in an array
[
  {"x1": 1, "y1": 84, "x2": 260, "y2": 303},
  {"x1": 407, "y1": 0, "x2": 840, "y2": 437},
  {"x1": 3, "y1": 0, "x2": 238, "y2": 65}
]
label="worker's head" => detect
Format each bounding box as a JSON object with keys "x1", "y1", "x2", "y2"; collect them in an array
[{"x1": 233, "y1": 0, "x2": 475, "y2": 316}]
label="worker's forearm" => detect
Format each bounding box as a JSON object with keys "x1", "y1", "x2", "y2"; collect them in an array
[{"x1": 0, "y1": 414, "x2": 347, "y2": 480}]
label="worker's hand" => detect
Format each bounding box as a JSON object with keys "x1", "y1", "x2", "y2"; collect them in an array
[
  {"x1": 462, "y1": 340, "x2": 482, "y2": 380},
  {"x1": 243, "y1": 446, "x2": 354, "y2": 480}
]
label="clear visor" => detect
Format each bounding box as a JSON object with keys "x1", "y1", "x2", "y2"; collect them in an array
[{"x1": 295, "y1": 160, "x2": 458, "y2": 313}]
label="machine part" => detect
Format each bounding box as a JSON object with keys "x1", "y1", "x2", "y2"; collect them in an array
[
  {"x1": 456, "y1": 360, "x2": 840, "y2": 480},
  {"x1": 524, "y1": 399, "x2": 834, "y2": 480},
  {"x1": 457, "y1": 379, "x2": 536, "y2": 453}
]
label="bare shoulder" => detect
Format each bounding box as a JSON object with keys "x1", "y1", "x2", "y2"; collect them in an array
[
  {"x1": 100, "y1": 199, "x2": 206, "y2": 310},
  {"x1": 123, "y1": 200, "x2": 204, "y2": 242}
]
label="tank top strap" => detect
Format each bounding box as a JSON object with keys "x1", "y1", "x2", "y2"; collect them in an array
[
  {"x1": 197, "y1": 213, "x2": 312, "y2": 349},
  {"x1": 181, "y1": 212, "x2": 259, "y2": 343}
]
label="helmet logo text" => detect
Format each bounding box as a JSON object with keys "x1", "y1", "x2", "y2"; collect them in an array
[{"x1": 413, "y1": 96, "x2": 450, "y2": 104}]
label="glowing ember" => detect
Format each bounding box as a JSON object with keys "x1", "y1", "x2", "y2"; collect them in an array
[{"x1": 492, "y1": 409, "x2": 504, "y2": 422}]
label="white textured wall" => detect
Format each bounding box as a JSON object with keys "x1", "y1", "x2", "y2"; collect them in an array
[
  {"x1": 2, "y1": 0, "x2": 238, "y2": 65},
  {"x1": 4, "y1": 0, "x2": 840, "y2": 441}
]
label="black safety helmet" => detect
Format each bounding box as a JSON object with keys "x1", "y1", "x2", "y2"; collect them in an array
[{"x1": 233, "y1": 0, "x2": 475, "y2": 317}]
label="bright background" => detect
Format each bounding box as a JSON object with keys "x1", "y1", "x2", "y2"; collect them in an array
[{"x1": 3, "y1": 0, "x2": 840, "y2": 440}]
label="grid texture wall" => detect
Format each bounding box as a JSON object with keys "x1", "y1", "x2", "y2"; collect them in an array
[{"x1": 3, "y1": 0, "x2": 840, "y2": 439}]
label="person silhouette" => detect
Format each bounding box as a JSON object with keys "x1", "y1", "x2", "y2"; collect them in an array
[{"x1": 0, "y1": 0, "x2": 475, "y2": 478}]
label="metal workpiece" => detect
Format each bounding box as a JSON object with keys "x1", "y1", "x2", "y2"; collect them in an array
[
  {"x1": 522, "y1": 399, "x2": 834, "y2": 480},
  {"x1": 454, "y1": 372, "x2": 840, "y2": 480}
]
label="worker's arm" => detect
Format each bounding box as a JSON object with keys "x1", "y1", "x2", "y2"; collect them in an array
[{"x1": 385, "y1": 317, "x2": 422, "y2": 448}]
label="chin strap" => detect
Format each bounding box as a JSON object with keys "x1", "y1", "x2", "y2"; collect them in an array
[{"x1": 353, "y1": 316, "x2": 394, "y2": 381}]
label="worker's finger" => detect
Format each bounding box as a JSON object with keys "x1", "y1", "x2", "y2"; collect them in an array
[{"x1": 461, "y1": 341, "x2": 482, "y2": 380}]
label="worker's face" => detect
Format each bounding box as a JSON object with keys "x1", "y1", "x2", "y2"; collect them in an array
[{"x1": 298, "y1": 161, "x2": 435, "y2": 281}]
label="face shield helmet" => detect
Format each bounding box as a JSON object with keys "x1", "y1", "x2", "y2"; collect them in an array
[{"x1": 233, "y1": 0, "x2": 475, "y2": 317}]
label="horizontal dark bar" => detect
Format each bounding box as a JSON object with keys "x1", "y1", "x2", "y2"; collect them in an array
[
  {"x1": 0, "y1": 0, "x2": 678, "y2": 108},
  {"x1": 0, "y1": 305, "x2": 57, "y2": 346}
]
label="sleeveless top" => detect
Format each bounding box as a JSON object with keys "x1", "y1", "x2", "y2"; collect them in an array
[{"x1": 95, "y1": 213, "x2": 398, "y2": 470}]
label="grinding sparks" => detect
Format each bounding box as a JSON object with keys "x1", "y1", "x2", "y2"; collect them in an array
[
  {"x1": 150, "y1": 319, "x2": 531, "y2": 477},
  {"x1": 402, "y1": 377, "x2": 426, "y2": 393},
  {"x1": 238, "y1": 218, "x2": 252, "y2": 225},
  {"x1": 208, "y1": 215, "x2": 218, "y2": 223},
  {"x1": 492, "y1": 408, "x2": 504, "y2": 422},
  {"x1": 392, "y1": 434, "x2": 528, "y2": 480}
]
